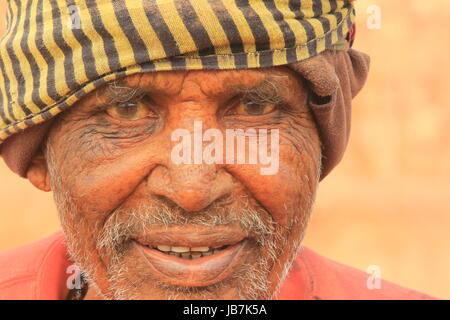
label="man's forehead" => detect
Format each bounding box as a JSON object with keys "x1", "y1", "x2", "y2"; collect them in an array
[{"x1": 114, "y1": 68, "x2": 294, "y2": 97}]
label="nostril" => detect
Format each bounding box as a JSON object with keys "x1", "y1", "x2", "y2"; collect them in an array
[
  {"x1": 152, "y1": 192, "x2": 233, "y2": 218},
  {"x1": 152, "y1": 182, "x2": 213, "y2": 213},
  {"x1": 152, "y1": 193, "x2": 209, "y2": 213}
]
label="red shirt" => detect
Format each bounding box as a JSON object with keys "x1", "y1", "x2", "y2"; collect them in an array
[{"x1": 0, "y1": 231, "x2": 435, "y2": 300}]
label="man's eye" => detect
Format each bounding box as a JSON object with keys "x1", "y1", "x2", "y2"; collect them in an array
[
  {"x1": 234, "y1": 100, "x2": 277, "y2": 116},
  {"x1": 105, "y1": 101, "x2": 156, "y2": 121}
]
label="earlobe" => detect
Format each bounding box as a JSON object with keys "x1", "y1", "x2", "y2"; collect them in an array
[{"x1": 26, "y1": 154, "x2": 51, "y2": 192}]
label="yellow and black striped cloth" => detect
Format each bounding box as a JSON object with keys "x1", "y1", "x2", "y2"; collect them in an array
[{"x1": 0, "y1": 0, "x2": 355, "y2": 142}]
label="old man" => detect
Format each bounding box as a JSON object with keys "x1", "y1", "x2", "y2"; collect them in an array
[{"x1": 0, "y1": 0, "x2": 433, "y2": 299}]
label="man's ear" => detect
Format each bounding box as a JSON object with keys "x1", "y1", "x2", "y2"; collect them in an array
[{"x1": 26, "y1": 151, "x2": 51, "y2": 192}]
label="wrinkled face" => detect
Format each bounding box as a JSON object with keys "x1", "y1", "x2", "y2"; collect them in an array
[{"x1": 44, "y1": 68, "x2": 321, "y2": 299}]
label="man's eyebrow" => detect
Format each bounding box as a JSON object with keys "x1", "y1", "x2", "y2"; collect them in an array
[
  {"x1": 231, "y1": 75, "x2": 290, "y2": 105},
  {"x1": 100, "y1": 79, "x2": 148, "y2": 104}
]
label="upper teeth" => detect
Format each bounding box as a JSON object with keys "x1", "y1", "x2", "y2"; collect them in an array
[
  {"x1": 157, "y1": 245, "x2": 171, "y2": 252},
  {"x1": 157, "y1": 246, "x2": 211, "y2": 253},
  {"x1": 154, "y1": 245, "x2": 223, "y2": 259}
]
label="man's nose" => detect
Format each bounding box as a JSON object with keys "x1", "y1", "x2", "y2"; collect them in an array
[{"x1": 147, "y1": 163, "x2": 234, "y2": 212}]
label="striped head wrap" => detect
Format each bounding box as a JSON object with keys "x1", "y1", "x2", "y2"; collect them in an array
[{"x1": 0, "y1": 0, "x2": 356, "y2": 144}]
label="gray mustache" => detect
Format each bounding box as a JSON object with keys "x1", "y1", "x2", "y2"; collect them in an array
[{"x1": 97, "y1": 195, "x2": 277, "y2": 254}]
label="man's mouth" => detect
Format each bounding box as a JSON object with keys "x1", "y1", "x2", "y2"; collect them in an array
[{"x1": 132, "y1": 226, "x2": 249, "y2": 287}]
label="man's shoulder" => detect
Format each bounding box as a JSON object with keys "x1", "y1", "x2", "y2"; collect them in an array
[
  {"x1": 294, "y1": 247, "x2": 436, "y2": 300},
  {"x1": 0, "y1": 231, "x2": 70, "y2": 300}
]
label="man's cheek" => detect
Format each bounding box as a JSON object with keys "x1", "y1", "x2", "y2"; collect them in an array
[
  {"x1": 61, "y1": 152, "x2": 159, "y2": 217},
  {"x1": 226, "y1": 146, "x2": 313, "y2": 227}
]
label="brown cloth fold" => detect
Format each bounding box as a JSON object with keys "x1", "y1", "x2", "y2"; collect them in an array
[
  {"x1": 0, "y1": 49, "x2": 370, "y2": 181},
  {"x1": 289, "y1": 49, "x2": 370, "y2": 179}
]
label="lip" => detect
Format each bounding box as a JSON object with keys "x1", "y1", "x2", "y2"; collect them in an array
[{"x1": 133, "y1": 226, "x2": 248, "y2": 287}]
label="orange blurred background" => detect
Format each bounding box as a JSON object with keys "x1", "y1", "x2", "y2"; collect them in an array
[{"x1": 0, "y1": 0, "x2": 449, "y2": 298}]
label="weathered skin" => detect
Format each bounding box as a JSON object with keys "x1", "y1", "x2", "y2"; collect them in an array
[{"x1": 27, "y1": 67, "x2": 322, "y2": 299}]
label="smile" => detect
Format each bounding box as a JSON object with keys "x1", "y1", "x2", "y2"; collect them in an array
[{"x1": 133, "y1": 226, "x2": 249, "y2": 287}]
